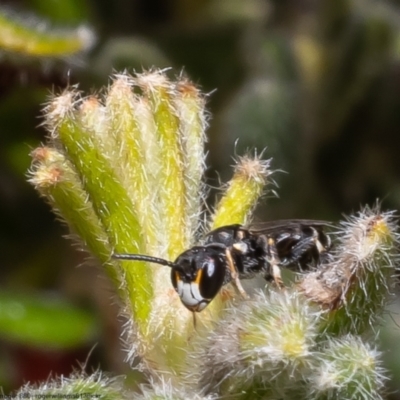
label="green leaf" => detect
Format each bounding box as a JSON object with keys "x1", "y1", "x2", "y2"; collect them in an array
[{"x1": 0, "y1": 291, "x2": 97, "y2": 349}]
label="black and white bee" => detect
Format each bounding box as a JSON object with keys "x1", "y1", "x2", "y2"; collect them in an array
[{"x1": 113, "y1": 220, "x2": 332, "y2": 312}]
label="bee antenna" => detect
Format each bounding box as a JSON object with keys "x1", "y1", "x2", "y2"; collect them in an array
[{"x1": 112, "y1": 253, "x2": 176, "y2": 268}]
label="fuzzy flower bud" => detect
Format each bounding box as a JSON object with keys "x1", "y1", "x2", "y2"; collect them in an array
[
  {"x1": 14, "y1": 371, "x2": 128, "y2": 400},
  {"x1": 198, "y1": 290, "x2": 320, "y2": 398},
  {"x1": 310, "y1": 336, "x2": 387, "y2": 400},
  {"x1": 212, "y1": 154, "x2": 273, "y2": 229},
  {"x1": 299, "y1": 206, "x2": 399, "y2": 335},
  {"x1": 28, "y1": 145, "x2": 119, "y2": 285}
]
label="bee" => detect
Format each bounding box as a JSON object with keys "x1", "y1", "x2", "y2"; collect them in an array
[{"x1": 113, "y1": 220, "x2": 332, "y2": 312}]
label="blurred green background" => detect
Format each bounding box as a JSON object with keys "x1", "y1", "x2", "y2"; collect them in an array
[{"x1": 1, "y1": 0, "x2": 400, "y2": 396}]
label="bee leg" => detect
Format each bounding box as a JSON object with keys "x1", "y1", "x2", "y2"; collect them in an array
[
  {"x1": 268, "y1": 238, "x2": 285, "y2": 289},
  {"x1": 225, "y1": 249, "x2": 248, "y2": 298},
  {"x1": 258, "y1": 235, "x2": 285, "y2": 289},
  {"x1": 289, "y1": 228, "x2": 327, "y2": 266}
]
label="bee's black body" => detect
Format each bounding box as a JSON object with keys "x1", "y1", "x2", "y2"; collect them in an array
[
  {"x1": 113, "y1": 220, "x2": 332, "y2": 312},
  {"x1": 205, "y1": 221, "x2": 331, "y2": 281}
]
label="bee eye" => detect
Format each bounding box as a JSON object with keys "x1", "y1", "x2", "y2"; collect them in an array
[
  {"x1": 198, "y1": 256, "x2": 225, "y2": 300},
  {"x1": 204, "y1": 260, "x2": 215, "y2": 277}
]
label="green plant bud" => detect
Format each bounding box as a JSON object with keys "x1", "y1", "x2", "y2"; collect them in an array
[
  {"x1": 14, "y1": 371, "x2": 128, "y2": 400},
  {"x1": 299, "y1": 206, "x2": 399, "y2": 335},
  {"x1": 310, "y1": 336, "x2": 386, "y2": 400},
  {"x1": 199, "y1": 290, "x2": 320, "y2": 398},
  {"x1": 136, "y1": 71, "x2": 187, "y2": 260},
  {"x1": 173, "y1": 79, "x2": 207, "y2": 244},
  {"x1": 105, "y1": 75, "x2": 164, "y2": 256},
  {"x1": 212, "y1": 155, "x2": 273, "y2": 229},
  {"x1": 28, "y1": 146, "x2": 119, "y2": 284}
]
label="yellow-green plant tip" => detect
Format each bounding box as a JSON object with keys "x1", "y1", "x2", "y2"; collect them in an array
[
  {"x1": 212, "y1": 155, "x2": 272, "y2": 229},
  {"x1": 46, "y1": 93, "x2": 152, "y2": 326},
  {"x1": 29, "y1": 154, "x2": 63, "y2": 188},
  {"x1": 106, "y1": 77, "x2": 146, "y2": 195},
  {"x1": 0, "y1": 11, "x2": 95, "y2": 57},
  {"x1": 105, "y1": 75, "x2": 160, "y2": 253},
  {"x1": 364, "y1": 213, "x2": 395, "y2": 248},
  {"x1": 79, "y1": 96, "x2": 104, "y2": 128},
  {"x1": 137, "y1": 71, "x2": 187, "y2": 259},
  {"x1": 174, "y1": 79, "x2": 207, "y2": 242},
  {"x1": 30, "y1": 145, "x2": 65, "y2": 165},
  {"x1": 78, "y1": 96, "x2": 116, "y2": 165},
  {"x1": 29, "y1": 146, "x2": 119, "y2": 286}
]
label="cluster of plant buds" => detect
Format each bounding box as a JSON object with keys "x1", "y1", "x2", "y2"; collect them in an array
[
  {"x1": 28, "y1": 70, "x2": 398, "y2": 399},
  {"x1": 192, "y1": 206, "x2": 397, "y2": 399}
]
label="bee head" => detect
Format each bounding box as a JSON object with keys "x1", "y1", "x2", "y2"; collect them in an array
[
  {"x1": 112, "y1": 245, "x2": 227, "y2": 312},
  {"x1": 171, "y1": 245, "x2": 227, "y2": 312}
]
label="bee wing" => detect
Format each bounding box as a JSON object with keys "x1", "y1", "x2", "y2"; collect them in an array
[{"x1": 248, "y1": 219, "x2": 334, "y2": 235}]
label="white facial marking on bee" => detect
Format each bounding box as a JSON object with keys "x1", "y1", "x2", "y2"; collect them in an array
[{"x1": 177, "y1": 282, "x2": 204, "y2": 307}]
